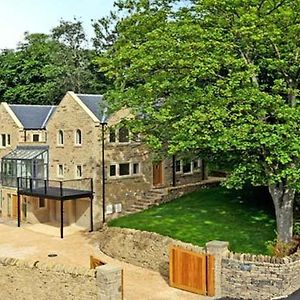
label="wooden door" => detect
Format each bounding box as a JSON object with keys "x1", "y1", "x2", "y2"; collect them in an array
[
  {"x1": 153, "y1": 161, "x2": 163, "y2": 186},
  {"x1": 12, "y1": 195, "x2": 18, "y2": 219},
  {"x1": 169, "y1": 246, "x2": 215, "y2": 296}
]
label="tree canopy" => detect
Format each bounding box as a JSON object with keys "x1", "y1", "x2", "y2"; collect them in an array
[
  {"x1": 97, "y1": 0, "x2": 300, "y2": 243},
  {"x1": 0, "y1": 20, "x2": 109, "y2": 105}
]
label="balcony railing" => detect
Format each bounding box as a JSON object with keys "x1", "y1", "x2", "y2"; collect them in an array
[{"x1": 17, "y1": 177, "x2": 93, "y2": 200}]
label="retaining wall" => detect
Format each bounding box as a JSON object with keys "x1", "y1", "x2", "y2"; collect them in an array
[
  {"x1": 98, "y1": 227, "x2": 205, "y2": 277},
  {"x1": 99, "y1": 227, "x2": 300, "y2": 299}
]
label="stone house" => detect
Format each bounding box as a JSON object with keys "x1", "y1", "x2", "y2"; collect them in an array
[{"x1": 0, "y1": 91, "x2": 207, "y2": 234}]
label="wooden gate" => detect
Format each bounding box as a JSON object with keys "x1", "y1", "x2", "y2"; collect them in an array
[{"x1": 169, "y1": 246, "x2": 215, "y2": 296}]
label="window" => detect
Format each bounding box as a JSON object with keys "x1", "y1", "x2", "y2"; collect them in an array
[
  {"x1": 175, "y1": 160, "x2": 181, "y2": 173},
  {"x1": 75, "y1": 129, "x2": 82, "y2": 145},
  {"x1": 7, "y1": 134, "x2": 10, "y2": 146},
  {"x1": 193, "y1": 159, "x2": 200, "y2": 170},
  {"x1": 119, "y1": 127, "x2": 129, "y2": 143},
  {"x1": 133, "y1": 163, "x2": 140, "y2": 175},
  {"x1": 119, "y1": 163, "x2": 130, "y2": 176},
  {"x1": 109, "y1": 165, "x2": 116, "y2": 177},
  {"x1": 57, "y1": 130, "x2": 64, "y2": 145},
  {"x1": 1, "y1": 134, "x2": 6, "y2": 147},
  {"x1": 38, "y1": 197, "x2": 46, "y2": 208},
  {"x1": 182, "y1": 159, "x2": 192, "y2": 174},
  {"x1": 76, "y1": 165, "x2": 82, "y2": 178},
  {"x1": 32, "y1": 134, "x2": 40, "y2": 142},
  {"x1": 109, "y1": 130, "x2": 116, "y2": 143},
  {"x1": 57, "y1": 164, "x2": 64, "y2": 177}
]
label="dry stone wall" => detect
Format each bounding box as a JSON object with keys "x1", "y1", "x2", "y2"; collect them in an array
[
  {"x1": 98, "y1": 227, "x2": 205, "y2": 277},
  {"x1": 0, "y1": 257, "x2": 97, "y2": 300},
  {"x1": 221, "y1": 252, "x2": 300, "y2": 300}
]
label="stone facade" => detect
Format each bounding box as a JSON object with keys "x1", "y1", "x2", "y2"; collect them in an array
[
  {"x1": 0, "y1": 91, "x2": 207, "y2": 231},
  {"x1": 0, "y1": 256, "x2": 123, "y2": 300}
]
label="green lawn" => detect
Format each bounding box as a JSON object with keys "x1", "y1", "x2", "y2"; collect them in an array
[{"x1": 109, "y1": 186, "x2": 277, "y2": 254}]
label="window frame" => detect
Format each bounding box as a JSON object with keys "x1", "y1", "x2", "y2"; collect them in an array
[
  {"x1": 75, "y1": 165, "x2": 82, "y2": 178},
  {"x1": 1, "y1": 134, "x2": 6, "y2": 147},
  {"x1": 75, "y1": 129, "x2": 82, "y2": 146},
  {"x1": 57, "y1": 130, "x2": 64, "y2": 146},
  {"x1": 118, "y1": 127, "x2": 130, "y2": 143},
  {"x1": 57, "y1": 164, "x2": 64, "y2": 178},
  {"x1": 32, "y1": 134, "x2": 40, "y2": 142}
]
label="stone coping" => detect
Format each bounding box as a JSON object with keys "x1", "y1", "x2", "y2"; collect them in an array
[
  {"x1": 225, "y1": 251, "x2": 300, "y2": 265},
  {"x1": 0, "y1": 256, "x2": 96, "y2": 277}
]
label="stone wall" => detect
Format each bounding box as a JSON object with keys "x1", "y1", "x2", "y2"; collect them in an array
[
  {"x1": 0, "y1": 256, "x2": 123, "y2": 300},
  {"x1": 0, "y1": 257, "x2": 97, "y2": 300},
  {"x1": 221, "y1": 252, "x2": 300, "y2": 300},
  {"x1": 161, "y1": 177, "x2": 224, "y2": 203},
  {"x1": 98, "y1": 227, "x2": 205, "y2": 277},
  {"x1": 99, "y1": 227, "x2": 300, "y2": 299}
]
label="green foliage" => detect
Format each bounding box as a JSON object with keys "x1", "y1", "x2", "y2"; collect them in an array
[
  {"x1": 109, "y1": 186, "x2": 276, "y2": 254},
  {"x1": 0, "y1": 20, "x2": 108, "y2": 105},
  {"x1": 266, "y1": 238, "x2": 299, "y2": 257},
  {"x1": 97, "y1": 0, "x2": 300, "y2": 242}
]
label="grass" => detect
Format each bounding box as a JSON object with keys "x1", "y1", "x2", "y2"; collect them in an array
[{"x1": 109, "y1": 186, "x2": 277, "y2": 254}]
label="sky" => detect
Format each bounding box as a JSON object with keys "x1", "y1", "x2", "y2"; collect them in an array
[{"x1": 0, "y1": 0, "x2": 115, "y2": 50}]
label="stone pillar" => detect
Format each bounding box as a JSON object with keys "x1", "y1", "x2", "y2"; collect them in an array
[
  {"x1": 96, "y1": 264, "x2": 123, "y2": 300},
  {"x1": 206, "y1": 240, "x2": 229, "y2": 298}
]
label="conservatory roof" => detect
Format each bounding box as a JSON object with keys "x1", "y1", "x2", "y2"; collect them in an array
[{"x1": 3, "y1": 146, "x2": 48, "y2": 160}]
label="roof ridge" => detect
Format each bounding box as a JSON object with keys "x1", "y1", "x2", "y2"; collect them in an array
[
  {"x1": 41, "y1": 106, "x2": 56, "y2": 128},
  {"x1": 9, "y1": 104, "x2": 57, "y2": 107},
  {"x1": 76, "y1": 93, "x2": 103, "y2": 97}
]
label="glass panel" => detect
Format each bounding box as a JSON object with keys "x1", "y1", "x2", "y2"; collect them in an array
[
  {"x1": 119, "y1": 127, "x2": 129, "y2": 143},
  {"x1": 133, "y1": 163, "x2": 140, "y2": 174},
  {"x1": 110, "y1": 165, "x2": 116, "y2": 176},
  {"x1": 175, "y1": 160, "x2": 181, "y2": 172},
  {"x1": 119, "y1": 163, "x2": 130, "y2": 176},
  {"x1": 109, "y1": 130, "x2": 116, "y2": 143},
  {"x1": 182, "y1": 160, "x2": 192, "y2": 173}
]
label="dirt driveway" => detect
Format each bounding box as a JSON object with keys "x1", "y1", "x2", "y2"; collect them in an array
[{"x1": 0, "y1": 221, "x2": 209, "y2": 300}]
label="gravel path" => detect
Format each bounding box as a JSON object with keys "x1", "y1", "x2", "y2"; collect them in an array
[{"x1": 0, "y1": 222, "x2": 209, "y2": 300}]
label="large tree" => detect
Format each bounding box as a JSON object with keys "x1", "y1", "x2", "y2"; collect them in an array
[
  {"x1": 0, "y1": 20, "x2": 108, "y2": 105},
  {"x1": 97, "y1": 0, "x2": 300, "y2": 243}
]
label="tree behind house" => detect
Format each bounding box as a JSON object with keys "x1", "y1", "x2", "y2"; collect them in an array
[{"x1": 96, "y1": 0, "x2": 300, "y2": 243}]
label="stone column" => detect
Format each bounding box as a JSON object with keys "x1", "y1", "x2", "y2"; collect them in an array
[
  {"x1": 206, "y1": 240, "x2": 229, "y2": 298},
  {"x1": 96, "y1": 264, "x2": 123, "y2": 300}
]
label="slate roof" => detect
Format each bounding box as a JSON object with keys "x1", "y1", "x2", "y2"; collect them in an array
[
  {"x1": 9, "y1": 105, "x2": 57, "y2": 129},
  {"x1": 76, "y1": 94, "x2": 107, "y2": 122}
]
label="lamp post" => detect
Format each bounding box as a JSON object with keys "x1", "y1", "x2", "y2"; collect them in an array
[{"x1": 100, "y1": 107, "x2": 108, "y2": 225}]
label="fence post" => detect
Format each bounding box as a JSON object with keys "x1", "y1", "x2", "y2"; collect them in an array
[
  {"x1": 206, "y1": 240, "x2": 229, "y2": 298},
  {"x1": 96, "y1": 264, "x2": 123, "y2": 300}
]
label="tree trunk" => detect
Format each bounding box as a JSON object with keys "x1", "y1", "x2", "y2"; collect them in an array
[{"x1": 268, "y1": 184, "x2": 295, "y2": 243}]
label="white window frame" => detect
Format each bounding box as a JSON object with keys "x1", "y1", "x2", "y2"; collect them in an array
[
  {"x1": 118, "y1": 127, "x2": 130, "y2": 144},
  {"x1": 57, "y1": 130, "x2": 64, "y2": 146},
  {"x1": 75, "y1": 165, "x2": 82, "y2": 178},
  {"x1": 1, "y1": 134, "x2": 6, "y2": 148},
  {"x1": 57, "y1": 164, "x2": 64, "y2": 178},
  {"x1": 108, "y1": 162, "x2": 142, "y2": 178},
  {"x1": 75, "y1": 129, "x2": 82, "y2": 146}
]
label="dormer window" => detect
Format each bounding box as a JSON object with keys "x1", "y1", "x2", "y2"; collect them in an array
[
  {"x1": 57, "y1": 130, "x2": 64, "y2": 145},
  {"x1": 75, "y1": 129, "x2": 82, "y2": 145},
  {"x1": 119, "y1": 127, "x2": 129, "y2": 143}
]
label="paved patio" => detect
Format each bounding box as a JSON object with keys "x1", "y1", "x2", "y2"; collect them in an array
[{"x1": 0, "y1": 221, "x2": 210, "y2": 300}]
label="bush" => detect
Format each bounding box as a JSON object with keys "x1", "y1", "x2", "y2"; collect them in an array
[{"x1": 266, "y1": 238, "x2": 300, "y2": 257}]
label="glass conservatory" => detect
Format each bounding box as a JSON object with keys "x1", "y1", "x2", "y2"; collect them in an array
[{"x1": 1, "y1": 146, "x2": 48, "y2": 188}]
